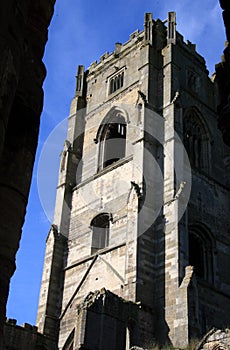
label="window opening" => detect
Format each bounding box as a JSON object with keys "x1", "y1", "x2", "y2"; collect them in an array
[
  {"x1": 183, "y1": 109, "x2": 210, "y2": 172},
  {"x1": 188, "y1": 226, "x2": 213, "y2": 283},
  {"x1": 91, "y1": 213, "x2": 110, "y2": 254},
  {"x1": 98, "y1": 114, "x2": 126, "y2": 171},
  {"x1": 109, "y1": 71, "x2": 124, "y2": 94}
]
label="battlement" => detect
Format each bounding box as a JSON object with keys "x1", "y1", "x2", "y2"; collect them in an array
[
  {"x1": 87, "y1": 29, "x2": 145, "y2": 77},
  {"x1": 6, "y1": 318, "x2": 38, "y2": 331},
  {"x1": 84, "y1": 12, "x2": 207, "y2": 79},
  {"x1": 3, "y1": 319, "x2": 54, "y2": 350}
]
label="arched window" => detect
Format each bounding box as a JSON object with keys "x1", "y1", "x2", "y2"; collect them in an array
[
  {"x1": 91, "y1": 213, "x2": 110, "y2": 254},
  {"x1": 189, "y1": 233, "x2": 205, "y2": 279},
  {"x1": 189, "y1": 225, "x2": 213, "y2": 283},
  {"x1": 97, "y1": 112, "x2": 126, "y2": 171},
  {"x1": 183, "y1": 108, "x2": 210, "y2": 173},
  {"x1": 63, "y1": 329, "x2": 75, "y2": 350}
]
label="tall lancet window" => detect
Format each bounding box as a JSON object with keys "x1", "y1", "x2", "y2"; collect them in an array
[
  {"x1": 97, "y1": 112, "x2": 127, "y2": 171},
  {"x1": 183, "y1": 108, "x2": 210, "y2": 173},
  {"x1": 91, "y1": 213, "x2": 110, "y2": 254},
  {"x1": 189, "y1": 225, "x2": 214, "y2": 283}
]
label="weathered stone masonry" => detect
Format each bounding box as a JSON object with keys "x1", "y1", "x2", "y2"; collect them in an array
[
  {"x1": 0, "y1": 1, "x2": 228, "y2": 350},
  {"x1": 36, "y1": 12, "x2": 230, "y2": 349}
]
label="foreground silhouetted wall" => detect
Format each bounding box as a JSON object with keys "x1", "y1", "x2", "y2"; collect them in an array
[
  {"x1": 0, "y1": 0, "x2": 55, "y2": 343},
  {"x1": 216, "y1": 0, "x2": 230, "y2": 145}
]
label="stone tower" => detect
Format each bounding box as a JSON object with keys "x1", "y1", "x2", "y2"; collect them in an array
[{"x1": 36, "y1": 13, "x2": 230, "y2": 350}]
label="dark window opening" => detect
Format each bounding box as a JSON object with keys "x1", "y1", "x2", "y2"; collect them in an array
[
  {"x1": 103, "y1": 122, "x2": 126, "y2": 168},
  {"x1": 188, "y1": 228, "x2": 213, "y2": 283},
  {"x1": 189, "y1": 234, "x2": 205, "y2": 278},
  {"x1": 184, "y1": 130, "x2": 203, "y2": 169},
  {"x1": 183, "y1": 109, "x2": 209, "y2": 172},
  {"x1": 109, "y1": 71, "x2": 124, "y2": 94},
  {"x1": 98, "y1": 114, "x2": 126, "y2": 171},
  {"x1": 91, "y1": 213, "x2": 110, "y2": 254}
]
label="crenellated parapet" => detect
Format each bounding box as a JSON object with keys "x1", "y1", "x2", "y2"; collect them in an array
[{"x1": 2, "y1": 319, "x2": 55, "y2": 350}]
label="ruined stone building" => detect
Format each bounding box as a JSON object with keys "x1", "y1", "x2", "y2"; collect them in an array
[
  {"x1": 0, "y1": 0, "x2": 229, "y2": 349},
  {"x1": 35, "y1": 12, "x2": 230, "y2": 350}
]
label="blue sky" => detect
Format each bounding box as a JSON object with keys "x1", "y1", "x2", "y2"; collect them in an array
[{"x1": 7, "y1": 0, "x2": 225, "y2": 326}]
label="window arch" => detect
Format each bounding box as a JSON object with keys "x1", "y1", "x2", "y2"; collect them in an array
[
  {"x1": 97, "y1": 110, "x2": 127, "y2": 171},
  {"x1": 188, "y1": 225, "x2": 214, "y2": 283},
  {"x1": 183, "y1": 108, "x2": 210, "y2": 173},
  {"x1": 63, "y1": 329, "x2": 75, "y2": 350},
  {"x1": 91, "y1": 213, "x2": 110, "y2": 254}
]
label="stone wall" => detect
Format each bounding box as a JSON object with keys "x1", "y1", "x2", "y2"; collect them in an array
[
  {"x1": 2, "y1": 319, "x2": 54, "y2": 350},
  {"x1": 130, "y1": 329, "x2": 230, "y2": 350},
  {"x1": 0, "y1": 0, "x2": 55, "y2": 342},
  {"x1": 62, "y1": 288, "x2": 140, "y2": 350},
  {"x1": 196, "y1": 328, "x2": 230, "y2": 350},
  {"x1": 36, "y1": 12, "x2": 230, "y2": 350}
]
